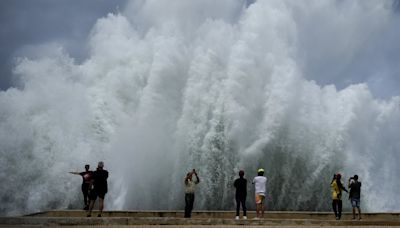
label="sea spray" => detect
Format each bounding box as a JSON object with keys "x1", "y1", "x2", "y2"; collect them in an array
[{"x1": 1, "y1": 0, "x2": 400, "y2": 215}]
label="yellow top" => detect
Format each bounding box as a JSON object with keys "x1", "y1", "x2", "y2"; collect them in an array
[{"x1": 331, "y1": 180, "x2": 342, "y2": 200}]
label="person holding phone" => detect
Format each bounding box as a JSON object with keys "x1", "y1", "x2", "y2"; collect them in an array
[
  {"x1": 252, "y1": 168, "x2": 267, "y2": 219},
  {"x1": 348, "y1": 175, "x2": 362, "y2": 220},
  {"x1": 184, "y1": 169, "x2": 200, "y2": 218}
]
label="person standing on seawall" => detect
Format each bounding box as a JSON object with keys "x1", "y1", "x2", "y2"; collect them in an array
[
  {"x1": 87, "y1": 161, "x2": 108, "y2": 217},
  {"x1": 69, "y1": 164, "x2": 93, "y2": 210},
  {"x1": 331, "y1": 173, "x2": 348, "y2": 220},
  {"x1": 348, "y1": 175, "x2": 362, "y2": 220},
  {"x1": 184, "y1": 169, "x2": 200, "y2": 218},
  {"x1": 234, "y1": 170, "x2": 247, "y2": 220},
  {"x1": 252, "y1": 168, "x2": 267, "y2": 219}
]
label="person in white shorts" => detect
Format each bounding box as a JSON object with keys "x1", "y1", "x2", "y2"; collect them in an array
[{"x1": 252, "y1": 168, "x2": 267, "y2": 219}]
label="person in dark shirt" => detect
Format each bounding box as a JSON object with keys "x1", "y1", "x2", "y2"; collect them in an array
[
  {"x1": 348, "y1": 175, "x2": 362, "y2": 220},
  {"x1": 233, "y1": 170, "x2": 247, "y2": 219},
  {"x1": 69, "y1": 164, "x2": 93, "y2": 210},
  {"x1": 87, "y1": 161, "x2": 109, "y2": 217}
]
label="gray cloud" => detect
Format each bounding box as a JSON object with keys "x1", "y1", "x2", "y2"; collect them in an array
[
  {"x1": 0, "y1": 0, "x2": 127, "y2": 90},
  {"x1": 1, "y1": 0, "x2": 400, "y2": 99},
  {"x1": 292, "y1": 1, "x2": 400, "y2": 98}
]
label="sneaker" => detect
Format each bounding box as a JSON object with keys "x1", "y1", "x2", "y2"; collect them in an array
[
  {"x1": 97, "y1": 214, "x2": 102, "y2": 217},
  {"x1": 235, "y1": 216, "x2": 239, "y2": 220},
  {"x1": 253, "y1": 217, "x2": 260, "y2": 220},
  {"x1": 243, "y1": 216, "x2": 247, "y2": 220},
  {"x1": 87, "y1": 214, "x2": 91, "y2": 217}
]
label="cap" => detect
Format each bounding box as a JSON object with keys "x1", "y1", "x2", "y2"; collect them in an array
[{"x1": 257, "y1": 168, "x2": 264, "y2": 173}]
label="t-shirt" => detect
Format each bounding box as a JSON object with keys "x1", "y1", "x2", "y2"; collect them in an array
[
  {"x1": 92, "y1": 169, "x2": 108, "y2": 192},
  {"x1": 234, "y1": 177, "x2": 247, "y2": 197},
  {"x1": 79, "y1": 171, "x2": 93, "y2": 185},
  {"x1": 252, "y1": 176, "x2": 267, "y2": 195},
  {"x1": 349, "y1": 181, "x2": 361, "y2": 199}
]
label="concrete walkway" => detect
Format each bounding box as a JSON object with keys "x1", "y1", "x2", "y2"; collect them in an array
[
  {"x1": 1, "y1": 211, "x2": 400, "y2": 227},
  {"x1": 1, "y1": 225, "x2": 400, "y2": 228}
]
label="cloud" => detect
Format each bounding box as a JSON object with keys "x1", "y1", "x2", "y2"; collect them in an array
[
  {"x1": 0, "y1": 0, "x2": 126, "y2": 90},
  {"x1": 289, "y1": 0, "x2": 400, "y2": 98}
]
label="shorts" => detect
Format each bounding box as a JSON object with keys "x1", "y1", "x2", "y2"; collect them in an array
[
  {"x1": 255, "y1": 194, "x2": 265, "y2": 204},
  {"x1": 350, "y1": 198, "x2": 360, "y2": 208},
  {"x1": 89, "y1": 188, "x2": 107, "y2": 200}
]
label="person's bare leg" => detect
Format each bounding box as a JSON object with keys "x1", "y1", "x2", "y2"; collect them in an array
[
  {"x1": 256, "y1": 204, "x2": 260, "y2": 218},
  {"x1": 261, "y1": 203, "x2": 264, "y2": 218},
  {"x1": 98, "y1": 198, "x2": 104, "y2": 217},
  {"x1": 87, "y1": 200, "x2": 95, "y2": 217},
  {"x1": 358, "y1": 207, "x2": 362, "y2": 220},
  {"x1": 352, "y1": 207, "x2": 356, "y2": 219}
]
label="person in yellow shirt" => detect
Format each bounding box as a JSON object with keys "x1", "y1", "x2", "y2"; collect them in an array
[{"x1": 331, "y1": 173, "x2": 348, "y2": 220}]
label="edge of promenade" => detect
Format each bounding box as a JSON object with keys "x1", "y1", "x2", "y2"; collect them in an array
[{"x1": 1, "y1": 210, "x2": 400, "y2": 226}]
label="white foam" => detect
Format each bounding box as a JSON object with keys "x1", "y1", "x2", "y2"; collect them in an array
[{"x1": 1, "y1": 0, "x2": 399, "y2": 215}]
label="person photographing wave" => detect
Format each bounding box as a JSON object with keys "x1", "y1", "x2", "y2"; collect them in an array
[
  {"x1": 252, "y1": 168, "x2": 267, "y2": 219},
  {"x1": 348, "y1": 175, "x2": 362, "y2": 220},
  {"x1": 184, "y1": 169, "x2": 200, "y2": 218}
]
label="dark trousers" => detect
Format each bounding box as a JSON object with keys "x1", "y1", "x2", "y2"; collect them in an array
[
  {"x1": 332, "y1": 199, "x2": 342, "y2": 219},
  {"x1": 81, "y1": 183, "x2": 90, "y2": 206},
  {"x1": 235, "y1": 196, "x2": 247, "y2": 216},
  {"x1": 184, "y1": 193, "x2": 195, "y2": 218}
]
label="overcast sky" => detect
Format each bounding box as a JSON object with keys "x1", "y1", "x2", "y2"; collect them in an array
[
  {"x1": 0, "y1": 0, "x2": 127, "y2": 90},
  {"x1": 1, "y1": 0, "x2": 400, "y2": 98}
]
